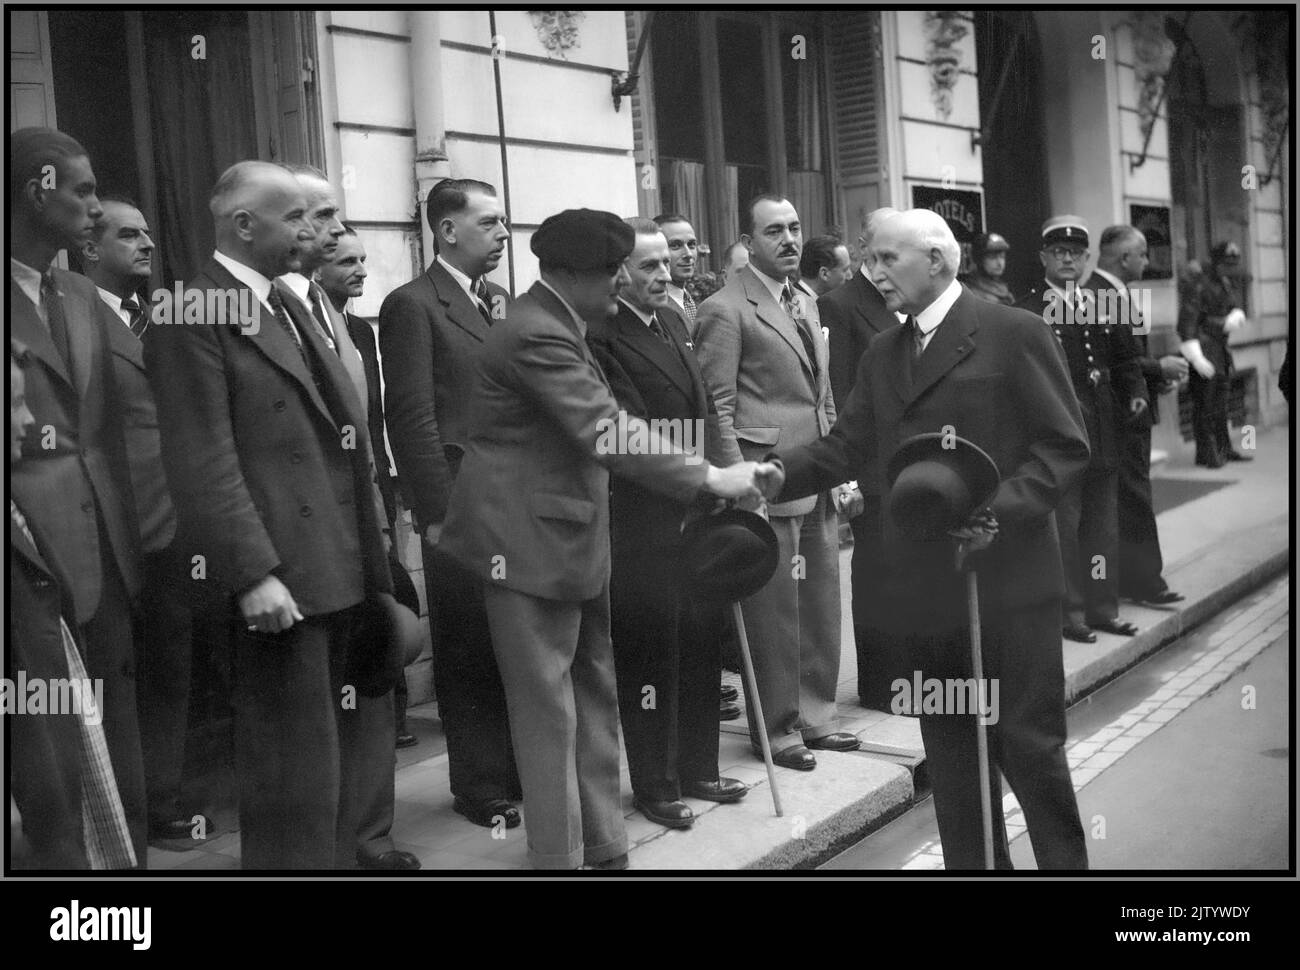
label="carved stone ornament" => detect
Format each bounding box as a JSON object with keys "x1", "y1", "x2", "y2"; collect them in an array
[
  {"x1": 529, "y1": 10, "x2": 585, "y2": 59},
  {"x1": 1129, "y1": 12, "x2": 1176, "y2": 143},
  {"x1": 924, "y1": 10, "x2": 968, "y2": 121}
]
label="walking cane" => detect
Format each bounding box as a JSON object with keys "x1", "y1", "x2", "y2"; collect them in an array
[
  {"x1": 959, "y1": 542, "x2": 995, "y2": 869},
  {"x1": 731, "y1": 601, "x2": 783, "y2": 816}
]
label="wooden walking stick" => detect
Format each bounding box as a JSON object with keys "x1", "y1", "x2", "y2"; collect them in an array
[{"x1": 731, "y1": 601, "x2": 782, "y2": 816}]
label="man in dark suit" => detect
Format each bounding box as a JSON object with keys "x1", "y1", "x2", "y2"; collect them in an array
[
  {"x1": 9, "y1": 127, "x2": 147, "y2": 865},
  {"x1": 1090, "y1": 226, "x2": 1186, "y2": 606},
  {"x1": 1017, "y1": 216, "x2": 1146, "y2": 644},
  {"x1": 380, "y1": 178, "x2": 523, "y2": 830},
  {"x1": 438, "y1": 209, "x2": 763, "y2": 869},
  {"x1": 145, "y1": 160, "x2": 395, "y2": 870},
  {"x1": 818, "y1": 206, "x2": 906, "y2": 710},
  {"x1": 82, "y1": 196, "x2": 211, "y2": 848},
  {"x1": 762, "y1": 208, "x2": 1091, "y2": 869},
  {"x1": 653, "y1": 214, "x2": 701, "y2": 336},
  {"x1": 10, "y1": 339, "x2": 133, "y2": 870},
  {"x1": 696, "y1": 194, "x2": 861, "y2": 771},
  {"x1": 585, "y1": 218, "x2": 749, "y2": 830}
]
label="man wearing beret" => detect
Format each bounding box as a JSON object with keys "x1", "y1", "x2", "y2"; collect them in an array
[
  {"x1": 1017, "y1": 216, "x2": 1146, "y2": 645},
  {"x1": 1178, "y1": 241, "x2": 1252, "y2": 468},
  {"x1": 695, "y1": 194, "x2": 860, "y2": 771},
  {"x1": 437, "y1": 209, "x2": 764, "y2": 870},
  {"x1": 759, "y1": 209, "x2": 1091, "y2": 869}
]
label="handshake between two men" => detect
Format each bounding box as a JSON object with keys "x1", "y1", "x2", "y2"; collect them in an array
[{"x1": 699, "y1": 460, "x2": 787, "y2": 509}]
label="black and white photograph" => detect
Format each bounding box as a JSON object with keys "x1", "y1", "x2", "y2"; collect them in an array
[{"x1": 4, "y1": 2, "x2": 1293, "y2": 921}]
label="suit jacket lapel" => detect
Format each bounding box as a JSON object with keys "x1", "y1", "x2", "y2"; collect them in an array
[
  {"x1": 614, "y1": 306, "x2": 696, "y2": 404},
  {"x1": 10, "y1": 276, "x2": 75, "y2": 391},
  {"x1": 311, "y1": 281, "x2": 369, "y2": 410},
  {"x1": 857, "y1": 274, "x2": 890, "y2": 335},
  {"x1": 10, "y1": 509, "x2": 53, "y2": 579},
  {"x1": 57, "y1": 276, "x2": 96, "y2": 400},
  {"x1": 205, "y1": 260, "x2": 337, "y2": 431},
  {"x1": 906, "y1": 289, "x2": 979, "y2": 409},
  {"x1": 658, "y1": 304, "x2": 709, "y2": 417},
  {"x1": 741, "y1": 267, "x2": 814, "y2": 383},
  {"x1": 428, "y1": 262, "x2": 490, "y2": 343}
]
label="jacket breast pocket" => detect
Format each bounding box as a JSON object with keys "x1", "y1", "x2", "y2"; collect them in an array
[
  {"x1": 735, "y1": 426, "x2": 780, "y2": 462},
  {"x1": 534, "y1": 492, "x2": 596, "y2": 524}
]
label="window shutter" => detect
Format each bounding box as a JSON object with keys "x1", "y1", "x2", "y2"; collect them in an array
[
  {"x1": 9, "y1": 10, "x2": 58, "y2": 130},
  {"x1": 826, "y1": 10, "x2": 881, "y2": 188}
]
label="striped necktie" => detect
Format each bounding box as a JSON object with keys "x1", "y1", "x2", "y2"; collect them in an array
[
  {"x1": 40, "y1": 272, "x2": 72, "y2": 367},
  {"x1": 121, "y1": 296, "x2": 149, "y2": 339}
]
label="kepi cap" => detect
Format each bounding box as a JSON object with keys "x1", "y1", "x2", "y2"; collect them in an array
[{"x1": 1041, "y1": 215, "x2": 1090, "y2": 249}]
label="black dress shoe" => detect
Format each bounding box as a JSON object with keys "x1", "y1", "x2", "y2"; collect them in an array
[
  {"x1": 768, "y1": 745, "x2": 816, "y2": 771},
  {"x1": 634, "y1": 796, "x2": 694, "y2": 828},
  {"x1": 395, "y1": 731, "x2": 419, "y2": 749},
  {"x1": 720, "y1": 684, "x2": 739, "y2": 703},
  {"x1": 681, "y1": 777, "x2": 749, "y2": 803},
  {"x1": 719, "y1": 701, "x2": 742, "y2": 721},
  {"x1": 453, "y1": 796, "x2": 521, "y2": 829},
  {"x1": 1132, "y1": 589, "x2": 1184, "y2": 606},
  {"x1": 359, "y1": 849, "x2": 421, "y2": 870},
  {"x1": 1224, "y1": 450, "x2": 1253, "y2": 462},
  {"x1": 1090, "y1": 618, "x2": 1139, "y2": 637},
  {"x1": 587, "y1": 853, "x2": 629, "y2": 870},
  {"x1": 806, "y1": 732, "x2": 861, "y2": 752},
  {"x1": 1196, "y1": 453, "x2": 1226, "y2": 468},
  {"x1": 148, "y1": 814, "x2": 212, "y2": 845},
  {"x1": 1062, "y1": 622, "x2": 1096, "y2": 643}
]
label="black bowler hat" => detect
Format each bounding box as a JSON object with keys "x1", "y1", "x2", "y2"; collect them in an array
[
  {"x1": 886, "y1": 433, "x2": 1000, "y2": 541},
  {"x1": 681, "y1": 507, "x2": 780, "y2": 602},
  {"x1": 349, "y1": 590, "x2": 424, "y2": 697},
  {"x1": 531, "y1": 208, "x2": 636, "y2": 271},
  {"x1": 389, "y1": 555, "x2": 425, "y2": 666}
]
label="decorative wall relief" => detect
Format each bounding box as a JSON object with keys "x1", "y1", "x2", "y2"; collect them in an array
[
  {"x1": 924, "y1": 10, "x2": 968, "y2": 121},
  {"x1": 1129, "y1": 12, "x2": 1176, "y2": 142},
  {"x1": 529, "y1": 10, "x2": 586, "y2": 59}
]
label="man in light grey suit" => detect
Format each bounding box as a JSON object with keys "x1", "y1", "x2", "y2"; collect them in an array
[{"x1": 695, "y1": 194, "x2": 862, "y2": 770}]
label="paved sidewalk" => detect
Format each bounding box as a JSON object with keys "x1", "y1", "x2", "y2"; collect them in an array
[{"x1": 148, "y1": 425, "x2": 1289, "y2": 871}]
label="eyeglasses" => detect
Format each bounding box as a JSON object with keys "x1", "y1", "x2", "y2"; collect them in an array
[{"x1": 1046, "y1": 247, "x2": 1086, "y2": 261}]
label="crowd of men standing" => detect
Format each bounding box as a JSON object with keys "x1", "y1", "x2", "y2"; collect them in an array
[{"x1": 7, "y1": 122, "x2": 1262, "y2": 873}]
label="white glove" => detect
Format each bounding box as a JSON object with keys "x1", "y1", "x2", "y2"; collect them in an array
[
  {"x1": 1180, "y1": 339, "x2": 1215, "y2": 380},
  {"x1": 1224, "y1": 308, "x2": 1246, "y2": 333}
]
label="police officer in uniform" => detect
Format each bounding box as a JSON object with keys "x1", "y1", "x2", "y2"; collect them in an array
[
  {"x1": 962, "y1": 232, "x2": 1015, "y2": 306},
  {"x1": 1178, "y1": 241, "x2": 1252, "y2": 467},
  {"x1": 1017, "y1": 216, "x2": 1147, "y2": 644}
]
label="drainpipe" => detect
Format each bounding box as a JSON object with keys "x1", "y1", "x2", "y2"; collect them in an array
[{"x1": 410, "y1": 11, "x2": 451, "y2": 266}]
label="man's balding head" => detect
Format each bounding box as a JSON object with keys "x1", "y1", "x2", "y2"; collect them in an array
[
  {"x1": 210, "y1": 161, "x2": 313, "y2": 278},
  {"x1": 868, "y1": 208, "x2": 960, "y2": 314}
]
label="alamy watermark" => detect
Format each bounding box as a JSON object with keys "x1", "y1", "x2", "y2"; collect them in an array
[
  {"x1": 2, "y1": 672, "x2": 104, "y2": 725},
  {"x1": 1045, "y1": 282, "x2": 1152, "y2": 334},
  {"x1": 595, "y1": 410, "x2": 705, "y2": 466},
  {"x1": 891, "y1": 671, "x2": 1000, "y2": 724}
]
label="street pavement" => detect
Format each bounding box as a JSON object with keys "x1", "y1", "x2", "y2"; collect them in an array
[{"x1": 147, "y1": 424, "x2": 1290, "y2": 871}]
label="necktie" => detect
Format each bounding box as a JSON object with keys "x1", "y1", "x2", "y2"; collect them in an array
[
  {"x1": 41, "y1": 272, "x2": 72, "y2": 367},
  {"x1": 909, "y1": 316, "x2": 925, "y2": 359},
  {"x1": 10, "y1": 500, "x2": 137, "y2": 869},
  {"x1": 472, "y1": 278, "x2": 494, "y2": 327},
  {"x1": 121, "y1": 296, "x2": 148, "y2": 339},
  {"x1": 267, "y1": 286, "x2": 307, "y2": 362},
  {"x1": 647, "y1": 312, "x2": 671, "y2": 345},
  {"x1": 681, "y1": 288, "x2": 697, "y2": 329},
  {"x1": 782, "y1": 284, "x2": 820, "y2": 378},
  {"x1": 308, "y1": 285, "x2": 338, "y2": 354}
]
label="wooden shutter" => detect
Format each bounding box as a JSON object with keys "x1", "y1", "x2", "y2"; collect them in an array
[
  {"x1": 626, "y1": 10, "x2": 660, "y2": 216},
  {"x1": 249, "y1": 10, "x2": 324, "y2": 165},
  {"x1": 9, "y1": 10, "x2": 58, "y2": 130},
  {"x1": 825, "y1": 10, "x2": 885, "y2": 226}
]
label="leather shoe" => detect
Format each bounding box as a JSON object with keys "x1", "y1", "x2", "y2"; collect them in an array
[
  {"x1": 1224, "y1": 449, "x2": 1253, "y2": 462},
  {"x1": 719, "y1": 701, "x2": 742, "y2": 721},
  {"x1": 806, "y1": 732, "x2": 861, "y2": 752},
  {"x1": 634, "y1": 796, "x2": 695, "y2": 829},
  {"x1": 396, "y1": 731, "x2": 419, "y2": 749},
  {"x1": 1062, "y1": 622, "x2": 1096, "y2": 643},
  {"x1": 453, "y1": 796, "x2": 521, "y2": 829},
  {"x1": 148, "y1": 814, "x2": 211, "y2": 844},
  {"x1": 587, "y1": 853, "x2": 628, "y2": 870},
  {"x1": 1132, "y1": 589, "x2": 1184, "y2": 606},
  {"x1": 720, "y1": 684, "x2": 739, "y2": 703},
  {"x1": 360, "y1": 849, "x2": 421, "y2": 870},
  {"x1": 681, "y1": 777, "x2": 748, "y2": 803},
  {"x1": 1196, "y1": 453, "x2": 1226, "y2": 468},
  {"x1": 769, "y1": 745, "x2": 816, "y2": 771},
  {"x1": 1091, "y1": 618, "x2": 1139, "y2": 637}
]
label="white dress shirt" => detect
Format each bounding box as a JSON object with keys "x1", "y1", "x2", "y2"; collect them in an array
[
  {"x1": 10, "y1": 257, "x2": 47, "y2": 325},
  {"x1": 912, "y1": 277, "x2": 964, "y2": 352},
  {"x1": 665, "y1": 282, "x2": 687, "y2": 313},
  {"x1": 95, "y1": 286, "x2": 133, "y2": 329}
]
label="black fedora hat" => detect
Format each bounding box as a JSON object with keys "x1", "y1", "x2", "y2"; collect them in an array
[
  {"x1": 681, "y1": 507, "x2": 780, "y2": 602},
  {"x1": 349, "y1": 590, "x2": 424, "y2": 697},
  {"x1": 885, "y1": 432, "x2": 1000, "y2": 541}
]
